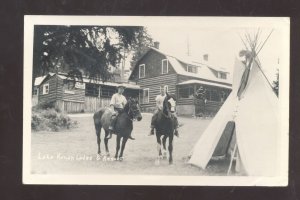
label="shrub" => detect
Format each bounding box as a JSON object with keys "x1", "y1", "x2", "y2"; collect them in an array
[
  {"x1": 33, "y1": 100, "x2": 56, "y2": 111},
  {"x1": 31, "y1": 108, "x2": 78, "y2": 132}
]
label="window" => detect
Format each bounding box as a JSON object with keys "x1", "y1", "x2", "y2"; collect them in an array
[
  {"x1": 64, "y1": 80, "x2": 75, "y2": 90},
  {"x1": 139, "y1": 64, "x2": 145, "y2": 78},
  {"x1": 33, "y1": 88, "x2": 38, "y2": 95},
  {"x1": 162, "y1": 59, "x2": 168, "y2": 74},
  {"x1": 42, "y1": 83, "x2": 49, "y2": 94},
  {"x1": 143, "y1": 88, "x2": 149, "y2": 104},
  {"x1": 101, "y1": 86, "x2": 116, "y2": 98},
  {"x1": 220, "y1": 72, "x2": 227, "y2": 79},
  {"x1": 206, "y1": 89, "x2": 220, "y2": 102},
  {"x1": 160, "y1": 85, "x2": 168, "y2": 93},
  {"x1": 186, "y1": 65, "x2": 198, "y2": 73},
  {"x1": 85, "y1": 83, "x2": 99, "y2": 97},
  {"x1": 178, "y1": 86, "x2": 194, "y2": 99}
]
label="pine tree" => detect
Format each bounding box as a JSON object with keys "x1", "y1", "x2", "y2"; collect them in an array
[{"x1": 32, "y1": 25, "x2": 152, "y2": 91}]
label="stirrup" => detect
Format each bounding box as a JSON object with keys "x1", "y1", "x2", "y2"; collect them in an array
[
  {"x1": 128, "y1": 135, "x2": 135, "y2": 140},
  {"x1": 174, "y1": 130, "x2": 179, "y2": 137},
  {"x1": 148, "y1": 129, "x2": 155, "y2": 136}
]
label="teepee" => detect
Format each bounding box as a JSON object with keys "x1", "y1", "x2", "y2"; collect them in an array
[{"x1": 188, "y1": 30, "x2": 280, "y2": 176}]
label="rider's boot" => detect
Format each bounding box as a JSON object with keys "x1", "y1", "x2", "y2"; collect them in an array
[
  {"x1": 128, "y1": 134, "x2": 135, "y2": 140},
  {"x1": 174, "y1": 128, "x2": 179, "y2": 137},
  {"x1": 106, "y1": 126, "x2": 113, "y2": 139},
  {"x1": 148, "y1": 126, "x2": 155, "y2": 136}
]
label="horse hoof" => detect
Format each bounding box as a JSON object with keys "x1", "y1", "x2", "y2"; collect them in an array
[
  {"x1": 107, "y1": 157, "x2": 114, "y2": 161},
  {"x1": 155, "y1": 159, "x2": 160, "y2": 166},
  {"x1": 163, "y1": 152, "x2": 167, "y2": 159}
]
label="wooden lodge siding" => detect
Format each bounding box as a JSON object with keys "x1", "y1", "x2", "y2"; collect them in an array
[
  {"x1": 38, "y1": 75, "x2": 64, "y2": 104},
  {"x1": 84, "y1": 96, "x2": 111, "y2": 112},
  {"x1": 130, "y1": 49, "x2": 176, "y2": 81},
  {"x1": 177, "y1": 98, "x2": 194, "y2": 105},
  {"x1": 137, "y1": 74, "x2": 177, "y2": 110},
  {"x1": 129, "y1": 49, "x2": 178, "y2": 112},
  {"x1": 62, "y1": 89, "x2": 85, "y2": 102}
]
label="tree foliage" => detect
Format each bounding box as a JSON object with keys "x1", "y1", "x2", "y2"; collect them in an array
[
  {"x1": 33, "y1": 25, "x2": 152, "y2": 83},
  {"x1": 129, "y1": 27, "x2": 154, "y2": 70}
]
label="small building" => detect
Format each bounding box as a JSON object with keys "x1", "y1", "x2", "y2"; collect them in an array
[
  {"x1": 128, "y1": 46, "x2": 232, "y2": 116},
  {"x1": 35, "y1": 73, "x2": 140, "y2": 113}
]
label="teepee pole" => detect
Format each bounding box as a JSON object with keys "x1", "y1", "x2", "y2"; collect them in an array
[
  {"x1": 256, "y1": 29, "x2": 274, "y2": 55},
  {"x1": 238, "y1": 29, "x2": 275, "y2": 90},
  {"x1": 227, "y1": 143, "x2": 238, "y2": 175}
]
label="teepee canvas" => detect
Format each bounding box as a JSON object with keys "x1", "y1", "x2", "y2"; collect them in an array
[{"x1": 188, "y1": 31, "x2": 280, "y2": 176}]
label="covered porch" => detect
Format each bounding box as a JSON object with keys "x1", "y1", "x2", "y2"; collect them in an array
[{"x1": 176, "y1": 80, "x2": 232, "y2": 116}]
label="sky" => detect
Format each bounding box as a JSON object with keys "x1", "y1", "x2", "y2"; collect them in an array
[{"x1": 144, "y1": 26, "x2": 284, "y2": 83}]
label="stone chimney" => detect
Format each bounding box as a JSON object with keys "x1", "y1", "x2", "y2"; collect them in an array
[
  {"x1": 203, "y1": 54, "x2": 208, "y2": 61},
  {"x1": 154, "y1": 41, "x2": 160, "y2": 49}
]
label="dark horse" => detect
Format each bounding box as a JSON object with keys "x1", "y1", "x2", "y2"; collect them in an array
[
  {"x1": 155, "y1": 93, "x2": 176, "y2": 165},
  {"x1": 93, "y1": 98, "x2": 142, "y2": 160}
]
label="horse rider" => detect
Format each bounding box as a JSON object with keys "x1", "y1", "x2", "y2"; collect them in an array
[
  {"x1": 106, "y1": 84, "x2": 135, "y2": 140},
  {"x1": 149, "y1": 86, "x2": 179, "y2": 137}
]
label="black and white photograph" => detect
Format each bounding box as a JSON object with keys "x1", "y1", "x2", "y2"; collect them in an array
[{"x1": 23, "y1": 16, "x2": 289, "y2": 186}]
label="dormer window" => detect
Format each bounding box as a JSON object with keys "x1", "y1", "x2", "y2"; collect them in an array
[
  {"x1": 186, "y1": 65, "x2": 198, "y2": 73},
  {"x1": 219, "y1": 72, "x2": 227, "y2": 79},
  {"x1": 162, "y1": 59, "x2": 168, "y2": 74},
  {"x1": 139, "y1": 64, "x2": 145, "y2": 78}
]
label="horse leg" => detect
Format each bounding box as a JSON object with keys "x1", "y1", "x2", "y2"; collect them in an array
[
  {"x1": 115, "y1": 135, "x2": 121, "y2": 160},
  {"x1": 168, "y1": 135, "x2": 174, "y2": 164},
  {"x1": 96, "y1": 125, "x2": 101, "y2": 155},
  {"x1": 155, "y1": 134, "x2": 162, "y2": 165},
  {"x1": 119, "y1": 137, "x2": 128, "y2": 161},
  {"x1": 104, "y1": 130, "x2": 110, "y2": 156},
  {"x1": 162, "y1": 135, "x2": 168, "y2": 159}
]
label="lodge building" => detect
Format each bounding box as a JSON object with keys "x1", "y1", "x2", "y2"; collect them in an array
[
  {"x1": 33, "y1": 72, "x2": 140, "y2": 113},
  {"x1": 33, "y1": 45, "x2": 232, "y2": 115},
  {"x1": 128, "y1": 46, "x2": 232, "y2": 116}
]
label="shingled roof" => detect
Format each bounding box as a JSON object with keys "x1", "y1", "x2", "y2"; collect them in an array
[{"x1": 129, "y1": 47, "x2": 231, "y2": 85}]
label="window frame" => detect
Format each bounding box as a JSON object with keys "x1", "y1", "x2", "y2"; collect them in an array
[
  {"x1": 178, "y1": 86, "x2": 194, "y2": 99},
  {"x1": 161, "y1": 59, "x2": 169, "y2": 74},
  {"x1": 143, "y1": 88, "x2": 150, "y2": 104},
  {"x1": 101, "y1": 86, "x2": 116, "y2": 98},
  {"x1": 139, "y1": 64, "x2": 145, "y2": 78},
  {"x1": 186, "y1": 65, "x2": 198, "y2": 73},
  {"x1": 42, "y1": 83, "x2": 49, "y2": 95},
  {"x1": 220, "y1": 72, "x2": 227, "y2": 79},
  {"x1": 85, "y1": 83, "x2": 100, "y2": 97}
]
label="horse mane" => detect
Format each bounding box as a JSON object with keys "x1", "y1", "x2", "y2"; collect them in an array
[
  {"x1": 162, "y1": 94, "x2": 171, "y2": 116},
  {"x1": 123, "y1": 99, "x2": 130, "y2": 113}
]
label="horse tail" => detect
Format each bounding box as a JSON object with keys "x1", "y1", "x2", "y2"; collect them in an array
[{"x1": 93, "y1": 108, "x2": 106, "y2": 130}]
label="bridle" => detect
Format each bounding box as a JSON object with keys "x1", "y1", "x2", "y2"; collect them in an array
[
  {"x1": 163, "y1": 97, "x2": 174, "y2": 118},
  {"x1": 127, "y1": 100, "x2": 141, "y2": 121}
]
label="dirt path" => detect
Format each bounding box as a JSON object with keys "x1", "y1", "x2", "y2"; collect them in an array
[{"x1": 31, "y1": 113, "x2": 230, "y2": 176}]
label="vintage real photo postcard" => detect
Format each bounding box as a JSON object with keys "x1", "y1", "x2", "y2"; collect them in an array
[{"x1": 23, "y1": 16, "x2": 290, "y2": 186}]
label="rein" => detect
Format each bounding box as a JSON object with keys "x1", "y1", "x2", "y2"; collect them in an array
[{"x1": 125, "y1": 101, "x2": 140, "y2": 121}]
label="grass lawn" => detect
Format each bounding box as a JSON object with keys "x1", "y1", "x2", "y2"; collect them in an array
[{"x1": 31, "y1": 113, "x2": 231, "y2": 176}]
